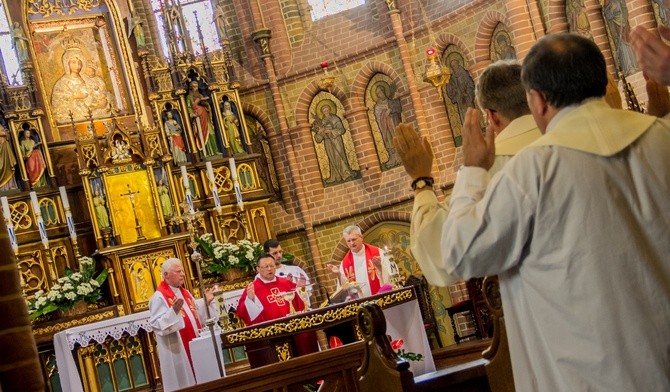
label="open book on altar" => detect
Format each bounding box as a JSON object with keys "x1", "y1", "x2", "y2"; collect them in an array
[{"x1": 328, "y1": 281, "x2": 365, "y2": 304}]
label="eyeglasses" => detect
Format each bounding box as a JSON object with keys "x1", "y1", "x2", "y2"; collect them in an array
[{"x1": 258, "y1": 265, "x2": 276, "y2": 270}]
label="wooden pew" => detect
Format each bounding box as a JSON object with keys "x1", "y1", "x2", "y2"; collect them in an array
[{"x1": 185, "y1": 302, "x2": 491, "y2": 392}]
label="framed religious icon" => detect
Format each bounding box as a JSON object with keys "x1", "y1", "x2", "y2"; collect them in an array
[{"x1": 29, "y1": 9, "x2": 136, "y2": 140}]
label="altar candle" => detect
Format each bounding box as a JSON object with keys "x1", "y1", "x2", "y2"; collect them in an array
[
  {"x1": 180, "y1": 165, "x2": 189, "y2": 189},
  {"x1": 1, "y1": 196, "x2": 10, "y2": 221},
  {"x1": 1, "y1": 197, "x2": 18, "y2": 253},
  {"x1": 30, "y1": 192, "x2": 49, "y2": 247},
  {"x1": 206, "y1": 162, "x2": 222, "y2": 212},
  {"x1": 59, "y1": 186, "x2": 70, "y2": 210},
  {"x1": 228, "y1": 158, "x2": 237, "y2": 180},
  {"x1": 59, "y1": 187, "x2": 77, "y2": 240},
  {"x1": 29, "y1": 191, "x2": 40, "y2": 213}
]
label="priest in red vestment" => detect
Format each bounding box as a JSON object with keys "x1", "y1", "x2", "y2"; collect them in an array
[
  {"x1": 326, "y1": 225, "x2": 393, "y2": 297},
  {"x1": 236, "y1": 253, "x2": 319, "y2": 367},
  {"x1": 149, "y1": 258, "x2": 218, "y2": 392}
]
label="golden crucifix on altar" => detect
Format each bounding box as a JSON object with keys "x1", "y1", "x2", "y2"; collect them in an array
[{"x1": 119, "y1": 184, "x2": 145, "y2": 241}]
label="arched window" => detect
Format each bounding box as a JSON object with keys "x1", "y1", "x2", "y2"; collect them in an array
[
  {"x1": 149, "y1": 0, "x2": 221, "y2": 57},
  {"x1": 308, "y1": 0, "x2": 365, "y2": 20},
  {"x1": 0, "y1": 2, "x2": 24, "y2": 85}
]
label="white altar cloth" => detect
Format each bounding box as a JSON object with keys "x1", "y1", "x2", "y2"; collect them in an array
[
  {"x1": 54, "y1": 311, "x2": 153, "y2": 392},
  {"x1": 190, "y1": 331, "x2": 226, "y2": 383}
]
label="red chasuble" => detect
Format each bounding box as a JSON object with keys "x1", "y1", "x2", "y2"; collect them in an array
[
  {"x1": 236, "y1": 277, "x2": 304, "y2": 325},
  {"x1": 341, "y1": 244, "x2": 382, "y2": 295},
  {"x1": 236, "y1": 277, "x2": 318, "y2": 359},
  {"x1": 156, "y1": 281, "x2": 202, "y2": 364}
]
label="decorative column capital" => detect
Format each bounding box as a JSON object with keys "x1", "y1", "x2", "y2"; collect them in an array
[
  {"x1": 251, "y1": 28, "x2": 273, "y2": 58},
  {"x1": 385, "y1": 0, "x2": 397, "y2": 12}
]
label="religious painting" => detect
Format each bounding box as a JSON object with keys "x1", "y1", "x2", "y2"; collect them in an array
[
  {"x1": 31, "y1": 15, "x2": 130, "y2": 128},
  {"x1": 490, "y1": 25, "x2": 516, "y2": 61},
  {"x1": 601, "y1": 0, "x2": 639, "y2": 76},
  {"x1": 159, "y1": 102, "x2": 190, "y2": 165},
  {"x1": 566, "y1": 0, "x2": 593, "y2": 38},
  {"x1": 245, "y1": 114, "x2": 280, "y2": 195},
  {"x1": 365, "y1": 74, "x2": 403, "y2": 171},
  {"x1": 652, "y1": 0, "x2": 670, "y2": 28},
  {"x1": 441, "y1": 47, "x2": 475, "y2": 147},
  {"x1": 308, "y1": 93, "x2": 361, "y2": 187}
]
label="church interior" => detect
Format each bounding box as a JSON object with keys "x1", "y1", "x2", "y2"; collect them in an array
[{"x1": 0, "y1": 0, "x2": 662, "y2": 390}]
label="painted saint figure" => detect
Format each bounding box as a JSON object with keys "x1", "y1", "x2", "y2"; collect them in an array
[
  {"x1": 11, "y1": 22, "x2": 30, "y2": 63},
  {"x1": 163, "y1": 111, "x2": 188, "y2": 164},
  {"x1": 20, "y1": 129, "x2": 47, "y2": 187},
  {"x1": 0, "y1": 125, "x2": 18, "y2": 191},
  {"x1": 372, "y1": 83, "x2": 402, "y2": 168},
  {"x1": 93, "y1": 189, "x2": 111, "y2": 229},
  {"x1": 127, "y1": 13, "x2": 146, "y2": 48},
  {"x1": 603, "y1": 0, "x2": 638, "y2": 75},
  {"x1": 221, "y1": 101, "x2": 246, "y2": 156},
  {"x1": 311, "y1": 102, "x2": 354, "y2": 184},
  {"x1": 445, "y1": 59, "x2": 476, "y2": 124},
  {"x1": 157, "y1": 180, "x2": 174, "y2": 219},
  {"x1": 186, "y1": 81, "x2": 219, "y2": 158}
]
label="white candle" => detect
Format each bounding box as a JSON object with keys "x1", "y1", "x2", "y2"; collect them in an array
[
  {"x1": 205, "y1": 161, "x2": 216, "y2": 184},
  {"x1": 30, "y1": 191, "x2": 40, "y2": 213},
  {"x1": 1, "y1": 196, "x2": 10, "y2": 220},
  {"x1": 59, "y1": 186, "x2": 70, "y2": 210},
  {"x1": 234, "y1": 184, "x2": 244, "y2": 209},
  {"x1": 30, "y1": 192, "x2": 49, "y2": 248},
  {"x1": 180, "y1": 166, "x2": 189, "y2": 188},
  {"x1": 228, "y1": 158, "x2": 237, "y2": 180}
]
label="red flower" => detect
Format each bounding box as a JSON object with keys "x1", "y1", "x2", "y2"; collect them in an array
[{"x1": 390, "y1": 339, "x2": 404, "y2": 350}]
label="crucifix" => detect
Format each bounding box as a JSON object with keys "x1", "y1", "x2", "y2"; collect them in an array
[{"x1": 120, "y1": 184, "x2": 146, "y2": 240}]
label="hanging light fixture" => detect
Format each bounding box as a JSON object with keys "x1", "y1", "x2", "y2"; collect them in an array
[
  {"x1": 423, "y1": 48, "x2": 450, "y2": 96},
  {"x1": 318, "y1": 61, "x2": 336, "y2": 92}
]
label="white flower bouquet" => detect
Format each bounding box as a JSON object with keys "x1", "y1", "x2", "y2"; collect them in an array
[
  {"x1": 27, "y1": 256, "x2": 108, "y2": 320},
  {"x1": 195, "y1": 234, "x2": 262, "y2": 274}
]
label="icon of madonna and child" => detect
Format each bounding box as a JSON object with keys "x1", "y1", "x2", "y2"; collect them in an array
[{"x1": 50, "y1": 46, "x2": 116, "y2": 124}]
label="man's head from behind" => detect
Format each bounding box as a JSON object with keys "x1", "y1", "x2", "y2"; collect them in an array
[
  {"x1": 343, "y1": 225, "x2": 364, "y2": 253},
  {"x1": 521, "y1": 33, "x2": 607, "y2": 131},
  {"x1": 162, "y1": 258, "x2": 185, "y2": 288},
  {"x1": 263, "y1": 239, "x2": 283, "y2": 266},
  {"x1": 476, "y1": 60, "x2": 529, "y2": 135}
]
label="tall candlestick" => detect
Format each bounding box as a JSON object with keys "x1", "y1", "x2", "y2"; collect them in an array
[
  {"x1": 59, "y1": 186, "x2": 70, "y2": 210},
  {"x1": 180, "y1": 166, "x2": 195, "y2": 213},
  {"x1": 30, "y1": 192, "x2": 49, "y2": 248},
  {"x1": 1, "y1": 197, "x2": 18, "y2": 253},
  {"x1": 205, "y1": 162, "x2": 222, "y2": 213},
  {"x1": 228, "y1": 158, "x2": 237, "y2": 180},
  {"x1": 180, "y1": 165, "x2": 189, "y2": 188},
  {"x1": 205, "y1": 161, "x2": 216, "y2": 183}
]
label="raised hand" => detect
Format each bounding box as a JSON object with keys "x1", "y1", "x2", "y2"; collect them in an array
[
  {"x1": 393, "y1": 123, "x2": 434, "y2": 181},
  {"x1": 462, "y1": 108, "x2": 495, "y2": 169},
  {"x1": 246, "y1": 283, "x2": 255, "y2": 301}
]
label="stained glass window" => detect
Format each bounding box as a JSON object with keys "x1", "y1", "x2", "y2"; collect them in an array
[
  {"x1": 308, "y1": 0, "x2": 365, "y2": 20},
  {"x1": 150, "y1": 0, "x2": 221, "y2": 57},
  {"x1": 0, "y1": 1, "x2": 24, "y2": 85}
]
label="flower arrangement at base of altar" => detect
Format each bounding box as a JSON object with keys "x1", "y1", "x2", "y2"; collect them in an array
[
  {"x1": 195, "y1": 234, "x2": 263, "y2": 275},
  {"x1": 27, "y1": 256, "x2": 108, "y2": 320},
  {"x1": 390, "y1": 338, "x2": 424, "y2": 362}
]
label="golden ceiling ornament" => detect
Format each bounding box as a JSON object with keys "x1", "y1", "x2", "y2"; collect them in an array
[
  {"x1": 318, "y1": 61, "x2": 336, "y2": 92},
  {"x1": 423, "y1": 47, "x2": 451, "y2": 98}
]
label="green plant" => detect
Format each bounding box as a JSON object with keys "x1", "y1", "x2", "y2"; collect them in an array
[
  {"x1": 27, "y1": 256, "x2": 108, "y2": 320},
  {"x1": 195, "y1": 234, "x2": 263, "y2": 274}
]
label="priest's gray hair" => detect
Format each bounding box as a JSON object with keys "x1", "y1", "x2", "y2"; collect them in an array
[
  {"x1": 343, "y1": 225, "x2": 362, "y2": 238},
  {"x1": 161, "y1": 258, "x2": 183, "y2": 276}
]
